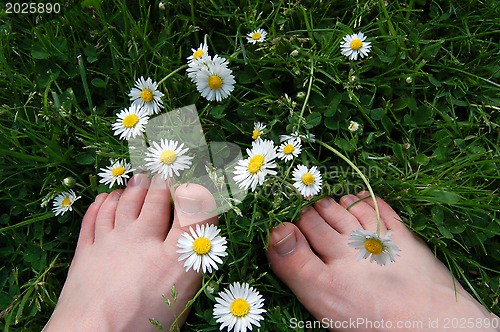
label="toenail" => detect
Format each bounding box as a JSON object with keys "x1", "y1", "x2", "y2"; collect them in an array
[
  {"x1": 176, "y1": 195, "x2": 204, "y2": 215},
  {"x1": 300, "y1": 206, "x2": 311, "y2": 214},
  {"x1": 273, "y1": 231, "x2": 297, "y2": 256},
  {"x1": 342, "y1": 195, "x2": 357, "y2": 207},
  {"x1": 112, "y1": 191, "x2": 122, "y2": 201},
  {"x1": 129, "y1": 174, "x2": 149, "y2": 188},
  {"x1": 319, "y1": 197, "x2": 331, "y2": 208},
  {"x1": 93, "y1": 194, "x2": 104, "y2": 205}
]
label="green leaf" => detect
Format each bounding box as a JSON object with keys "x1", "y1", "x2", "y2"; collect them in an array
[
  {"x1": 305, "y1": 112, "x2": 322, "y2": 128},
  {"x1": 370, "y1": 108, "x2": 385, "y2": 121},
  {"x1": 429, "y1": 190, "x2": 460, "y2": 205},
  {"x1": 31, "y1": 45, "x2": 50, "y2": 59},
  {"x1": 325, "y1": 117, "x2": 339, "y2": 130},
  {"x1": 76, "y1": 152, "x2": 95, "y2": 165}
]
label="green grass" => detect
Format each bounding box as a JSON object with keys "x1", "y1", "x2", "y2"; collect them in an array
[{"x1": 1, "y1": 0, "x2": 499, "y2": 330}]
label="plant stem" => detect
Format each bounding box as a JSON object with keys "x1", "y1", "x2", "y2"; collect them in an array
[
  {"x1": 317, "y1": 140, "x2": 382, "y2": 235},
  {"x1": 158, "y1": 64, "x2": 189, "y2": 86}
]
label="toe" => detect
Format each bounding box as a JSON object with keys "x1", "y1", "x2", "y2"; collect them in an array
[
  {"x1": 163, "y1": 183, "x2": 219, "y2": 262},
  {"x1": 137, "y1": 174, "x2": 172, "y2": 239},
  {"x1": 340, "y1": 195, "x2": 387, "y2": 233},
  {"x1": 94, "y1": 190, "x2": 123, "y2": 238},
  {"x1": 77, "y1": 193, "x2": 107, "y2": 247},
  {"x1": 295, "y1": 205, "x2": 345, "y2": 260},
  {"x1": 266, "y1": 223, "x2": 326, "y2": 304},
  {"x1": 313, "y1": 197, "x2": 361, "y2": 234},
  {"x1": 356, "y1": 191, "x2": 405, "y2": 231},
  {"x1": 171, "y1": 183, "x2": 218, "y2": 229},
  {"x1": 114, "y1": 174, "x2": 150, "y2": 227}
]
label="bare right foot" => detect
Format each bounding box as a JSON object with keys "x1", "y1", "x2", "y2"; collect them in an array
[{"x1": 267, "y1": 192, "x2": 499, "y2": 331}]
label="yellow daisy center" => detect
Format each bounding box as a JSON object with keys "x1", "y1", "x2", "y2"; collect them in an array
[
  {"x1": 192, "y1": 237, "x2": 211, "y2": 255},
  {"x1": 112, "y1": 167, "x2": 125, "y2": 177},
  {"x1": 160, "y1": 150, "x2": 177, "y2": 165},
  {"x1": 302, "y1": 173, "x2": 315, "y2": 186},
  {"x1": 208, "y1": 75, "x2": 223, "y2": 90},
  {"x1": 230, "y1": 298, "x2": 250, "y2": 317},
  {"x1": 193, "y1": 49, "x2": 204, "y2": 59},
  {"x1": 252, "y1": 130, "x2": 261, "y2": 140},
  {"x1": 141, "y1": 89, "x2": 154, "y2": 102},
  {"x1": 247, "y1": 155, "x2": 264, "y2": 174},
  {"x1": 350, "y1": 39, "x2": 363, "y2": 50},
  {"x1": 364, "y1": 238, "x2": 384, "y2": 255},
  {"x1": 61, "y1": 197, "x2": 71, "y2": 206},
  {"x1": 252, "y1": 32, "x2": 261, "y2": 40},
  {"x1": 283, "y1": 144, "x2": 295, "y2": 154},
  {"x1": 123, "y1": 114, "x2": 139, "y2": 128}
]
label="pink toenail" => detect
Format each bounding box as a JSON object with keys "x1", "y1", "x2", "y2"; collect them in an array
[
  {"x1": 319, "y1": 197, "x2": 330, "y2": 208},
  {"x1": 342, "y1": 196, "x2": 357, "y2": 207},
  {"x1": 300, "y1": 206, "x2": 311, "y2": 214},
  {"x1": 273, "y1": 231, "x2": 297, "y2": 256},
  {"x1": 93, "y1": 194, "x2": 104, "y2": 205},
  {"x1": 176, "y1": 195, "x2": 203, "y2": 215},
  {"x1": 112, "y1": 191, "x2": 122, "y2": 201},
  {"x1": 129, "y1": 174, "x2": 149, "y2": 188}
]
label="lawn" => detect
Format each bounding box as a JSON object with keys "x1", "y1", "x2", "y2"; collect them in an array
[{"x1": 0, "y1": 0, "x2": 499, "y2": 330}]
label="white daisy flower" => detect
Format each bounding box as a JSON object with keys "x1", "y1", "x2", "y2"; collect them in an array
[
  {"x1": 246, "y1": 28, "x2": 267, "y2": 44},
  {"x1": 292, "y1": 165, "x2": 323, "y2": 199},
  {"x1": 187, "y1": 42, "x2": 208, "y2": 63},
  {"x1": 213, "y1": 282, "x2": 266, "y2": 332},
  {"x1": 348, "y1": 228, "x2": 401, "y2": 266},
  {"x1": 128, "y1": 76, "x2": 165, "y2": 115},
  {"x1": 98, "y1": 159, "x2": 135, "y2": 188},
  {"x1": 176, "y1": 224, "x2": 227, "y2": 273},
  {"x1": 195, "y1": 61, "x2": 235, "y2": 102},
  {"x1": 340, "y1": 32, "x2": 372, "y2": 60},
  {"x1": 144, "y1": 139, "x2": 194, "y2": 180},
  {"x1": 348, "y1": 120, "x2": 360, "y2": 132},
  {"x1": 277, "y1": 139, "x2": 302, "y2": 161},
  {"x1": 233, "y1": 139, "x2": 277, "y2": 191},
  {"x1": 111, "y1": 104, "x2": 149, "y2": 140},
  {"x1": 279, "y1": 131, "x2": 316, "y2": 143},
  {"x1": 187, "y1": 53, "x2": 212, "y2": 83},
  {"x1": 252, "y1": 122, "x2": 266, "y2": 140},
  {"x1": 52, "y1": 190, "x2": 81, "y2": 216}
]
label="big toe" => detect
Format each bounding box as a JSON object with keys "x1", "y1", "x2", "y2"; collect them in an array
[{"x1": 266, "y1": 223, "x2": 326, "y2": 304}]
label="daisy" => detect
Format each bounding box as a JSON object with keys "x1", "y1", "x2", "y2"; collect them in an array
[
  {"x1": 195, "y1": 61, "x2": 235, "y2": 102},
  {"x1": 233, "y1": 139, "x2": 277, "y2": 191},
  {"x1": 52, "y1": 190, "x2": 81, "y2": 216},
  {"x1": 187, "y1": 53, "x2": 212, "y2": 83},
  {"x1": 252, "y1": 122, "x2": 266, "y2": 140},
  {"x1": 187, "y1": 42, "x2": 208, "y2": 63},
  {"x1": 348, "y1": 120, "x2": 360, "y2": 132},
  {"x1": 246, "y1": 28, "x2": 267, "y2": 44},
  {"x1": 279, "y1": 131, "x2": 316, "y2": 143},
  {"x1": 111, "y1": 104, "x2": 149, "y2": 140},
  {"x1": 128, "y1": 76, "x2": 165, "y2": 115},
  {"x1": 213, "y1": 282, "x2": 266, "y2": 332},
  {"x1": 98, "y1": 159, "x2": 135, "y2": 188},
  {"x1": 277, "y1": 139, "x2": 301, "y2": 161},
  {"x1": 144, "y1": 138, "x2": 194, "y2": 180},
  {"x1": 348, "y1": 228, "x2": 401, "y2": 266},
  {"x1": 176, "y1": 224, "x2": 227, "y2": 273},
  {"x1": 292, "y1": 165, "x2": 323, "y2": 198},
  {"x1": 340, "y1": 32, "x2": 372, "y2": 60}
]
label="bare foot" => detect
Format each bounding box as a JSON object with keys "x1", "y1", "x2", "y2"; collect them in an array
[
  {"x1": 267, "y1": 192, "x2": 499, "y2": 331},
  {"x1": 43, "y1": 174, "x2": 218, "y2": 332}
]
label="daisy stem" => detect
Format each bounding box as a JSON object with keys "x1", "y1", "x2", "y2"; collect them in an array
[
  {"x1": 158, "y1": 64, "x2": 189, "y2": 86},
  {"x1": 317, "y1": 140, "x2": 382, "y2": 236},
  {"x1": 298, "y1": 58, "x2": 314, "y2": 124},
  {"x1": 169, "y1": 273, "x2": 215, "y2": 331},
  {"x1": 270, "y1": 174, "x2": 303, "y2": 203}
]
